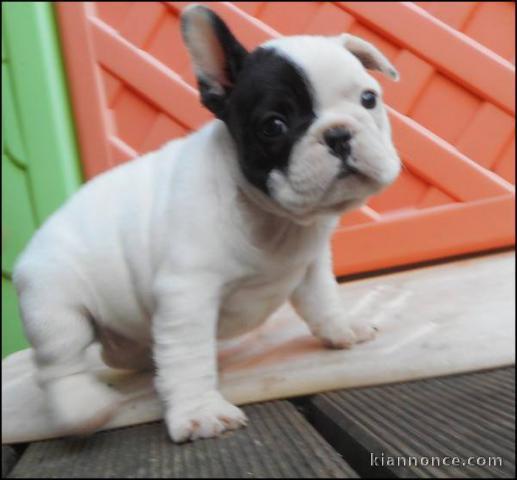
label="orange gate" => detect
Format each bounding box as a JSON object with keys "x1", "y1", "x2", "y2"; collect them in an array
[{"x1": 56, "y1": 2, "x2": 515, "y2": 276}]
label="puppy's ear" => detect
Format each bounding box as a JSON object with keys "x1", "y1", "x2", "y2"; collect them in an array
[
  {"x1": 181, "y1": 5, "x2": 248, "y2": 118},
  {"x1": 338, "y1": 34, "x2": 399, "y2": 81}
]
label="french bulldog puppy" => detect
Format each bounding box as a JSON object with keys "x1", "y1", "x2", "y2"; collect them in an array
[{"x1": 13, "y1": 5, "x2": 400, "y2": 442}]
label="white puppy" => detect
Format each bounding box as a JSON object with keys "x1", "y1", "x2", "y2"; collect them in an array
[{"x1": 13, "y1": 5, "x2": 400, "y2": 443}]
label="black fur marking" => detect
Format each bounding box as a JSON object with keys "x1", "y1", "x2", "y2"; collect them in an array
[
  {"x1": 224, "y1": 48, "x2": 316, "y2": 194},
  {"x1": 182, "y1": 8, "x2": 316, "y2": 196}
]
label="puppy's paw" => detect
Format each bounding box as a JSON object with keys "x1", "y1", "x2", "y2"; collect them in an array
[
  {"x1": 165, "y1": 391, "x2": 247, "y2": 443},
  {"x1": 317, "y1": 317, "x2": 378, "y2": 350},
  {"x1": 46, "y1": 373, "x2": 123, "y2": 435}
]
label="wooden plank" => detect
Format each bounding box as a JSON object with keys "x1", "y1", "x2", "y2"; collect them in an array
[
  {"x1": 91, "y1": 16, "x2": 208, "y2": 131},
  {"x1": 389, "y1": 109, "x2": 514, "y2": 200},
  {"x1": 300, "y1": 367, "x2": 515, "y2": 478},
  {"x1": 8, "y1": 401, "x2": 358, "y2": 478},
  {"x1": 2, "y1": 445, "x2": 22, "y2": 477}
]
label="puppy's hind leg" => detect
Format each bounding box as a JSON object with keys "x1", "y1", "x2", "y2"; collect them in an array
[{"x1": 19, "y1": 298, "x2": 123, "y2": 435}]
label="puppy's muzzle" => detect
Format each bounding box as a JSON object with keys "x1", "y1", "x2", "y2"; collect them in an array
[{"x1": 323, "y1": 127, "x2": 359, "y2": 178}]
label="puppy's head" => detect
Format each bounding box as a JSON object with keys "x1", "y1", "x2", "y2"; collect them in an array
[{"x1": 181, "y1": 5, "x2": 401, "y2": 221}]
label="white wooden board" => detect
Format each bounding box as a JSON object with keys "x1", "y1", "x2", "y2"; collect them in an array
[{"x1": 2, "y1": 251, "x2": 515, "y2": 444}]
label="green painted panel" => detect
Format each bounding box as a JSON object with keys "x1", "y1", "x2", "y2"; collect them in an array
[
  {"x1": 2, "y1": 276, "x2": 30, "y2": 358},
  {"x1": 2, "y1": 2, "x2": 83, "y2": 358},
  {"x1": 3, "y1": 2, "x2": 82, "y2": 223},
  {"x1": 3, "y1": 61, "x2": 26, "y2": 167},
  {"x1": 2, "y1": 154, "x2": 36, "y2": 274}
]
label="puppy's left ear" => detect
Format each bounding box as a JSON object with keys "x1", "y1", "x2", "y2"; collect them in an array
[
  {"x1": 181, "y1": 5, "x2": 248, "y2": 118},
  {"x1": 339, "y1": 34, "x2": 399, "y2": 81}
]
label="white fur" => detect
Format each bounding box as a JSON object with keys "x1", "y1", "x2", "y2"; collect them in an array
[{"x1": 14, "y1": 33, "x2": 400, "y2": 443}]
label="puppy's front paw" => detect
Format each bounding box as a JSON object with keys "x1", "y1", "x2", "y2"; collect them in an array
[
  {"x1": 165, "y1": 391, "x2": 247, "y2": 443},
  {"x1": 317, "y1": 317, "x2": 377, "y2": 350}
]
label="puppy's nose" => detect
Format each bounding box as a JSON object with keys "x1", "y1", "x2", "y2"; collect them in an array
[
  {"x1": 324, "y1": 127, "x2": 352, "y2": 160},
  {"x1": 324, "y1": 127, "x2": 359, "y2": 177}
]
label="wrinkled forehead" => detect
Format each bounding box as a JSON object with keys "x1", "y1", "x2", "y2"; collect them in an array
[{"x1": 261, "y1": 36, "x2": 380, "y2": 110}]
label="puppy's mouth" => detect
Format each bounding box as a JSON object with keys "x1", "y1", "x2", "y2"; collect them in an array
[
  {"x1": 336, "y1": 155, "x2": 365, "y2": 180},
  {"x1": 322, "y1": 139, "x2": 374, "y2": 184},
  {"x1": 326, "y1": 154, "x2": 377, "y2": 193},
  {"x1": 317, "y1": 156, "x2": 384, "y2": 213},
  {"x1": 334, "y1": 155, "x2": 392, "y2": 190}
]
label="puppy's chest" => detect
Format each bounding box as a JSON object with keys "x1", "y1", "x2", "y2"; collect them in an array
[
  {"x1": 216, "y1": 218, "x2": 329, "y2": 339},
  {"x1": 217, "y1": 266, "x2": 305, "y2": 339}
]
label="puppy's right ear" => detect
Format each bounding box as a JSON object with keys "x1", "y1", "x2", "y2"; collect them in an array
[
  {"x1": 338, "y1": 34, "x2": 399, "y2": 81},
  {"x1": 181, "y1": 5, "x2": 248, "y2": 119}
]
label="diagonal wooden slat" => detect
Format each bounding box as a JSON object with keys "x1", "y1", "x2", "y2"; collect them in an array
[
  {"x1": 389, "y1": 109, "x2": 515, "y2": 201},
  {"x1": 101, "y1": 2, "x2": 167, "y2": 106},
  {"x1": 338, "y1": 2, "x2": 515, "y2": 115},
  {"x1": 356, "y1": 205, "x2": 381, "y2": 221},
  {"x1": 119, "y1": 2, "x2": 166, "y2": 45},
  {"x1": 109, "y1": 136, "x2": 138, "y2": 165},
  {"x1": 91, "y1": 16, "x2": 209, "y2": 130}
]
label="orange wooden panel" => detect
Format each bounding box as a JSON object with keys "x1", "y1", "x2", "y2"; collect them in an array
[
  {"x1": 456, "y1": 103, "x2": 515, "y2": 169},
  {"x1": 259, "y1": 2, "x2": 322, "y2": 35},
  {"x1": 382, "y1": 50, "x2": 434, "y2": 115},
  {"x1": 415, "y1": 2, "x2": 478, "y2": 31},
  {"x1": 409, "y1": 73, "x2": 482, "y2": 144},
  {"x1": 332, "y1": 195, "x2": 515, "y2": 274},
  {"x1": 463, "y1": 3, "x2": 515, "y2": 64},
  {"x1": 56, "y1": 2, "x2": 515, "y2": 276},
  {"x1": 493, "y1": 138, "x2": 516, "y2": 185},
  {"x1": 304, "y1": 3, "x2": 355, "y2": 35},
  {"x1": 339, "y1": 2, "x2": 515, "y2": 114},
  {"x1": 418, "y1": 187, "x2": 457, "y2": 210},
  {"x1": 57, "y1": 3, "x2": 111, "y2": 178}
]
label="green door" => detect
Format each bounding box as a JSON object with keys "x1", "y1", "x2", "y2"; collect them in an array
[{"x1": 2, "y1": 2, "x2": 82, "y2": 358}]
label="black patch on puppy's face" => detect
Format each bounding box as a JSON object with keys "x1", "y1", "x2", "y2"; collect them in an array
[{"x1": 223, "y1": 48, "x2": 316, "y2": 194}]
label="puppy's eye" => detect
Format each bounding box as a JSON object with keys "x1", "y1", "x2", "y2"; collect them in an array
[
  {"x1": 360, "y1": 90, "x2": 377, "y2": 109},
  {"x1": 261, "y1": 117, "x2": 288, "y2": 138}
]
